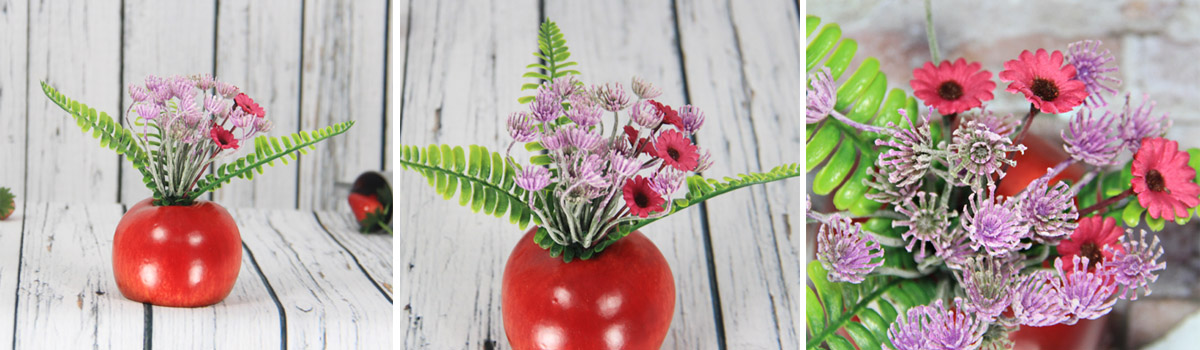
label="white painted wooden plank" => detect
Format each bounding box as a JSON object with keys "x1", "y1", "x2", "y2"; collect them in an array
[
  {"x1": 119, "y1": 0, "x2": 217, "y2": 205},
  {"x1": 385, "y1": 0, "x2": 400, "y2": 172},
  {"x1": 676, "y1": 0, "x2": 803, "y2": 348},
  {"x1": 234, "y1": 208, "x2": 392, "y2": 349},
  {"x1": 315, "y1": 210, "x2": 393, "y2": 297},
  {"x1": 396, "y1": 0, "x2": 536, "y2": 347},
  {"x1": 26, "y1": 1, "x2": 122, "y2": 204},
  {"x1": 14, "y1": 202, "x2": 143, "y2": 349},
  {"x1": 545, "y1": 1, "x2": 722, "y2": 348},
  {"x1": 211, "y1": 0, "x2": 304, "y2": 209},
  {"x1": 152, "y1": 229, "x2": 282, "y2": 349},
  {"x1": 298, "y1": 0, "x2": 388, "y2": 211},
  {"x1": 0, "y1": 0, "x2": 28, "y2": 201}
]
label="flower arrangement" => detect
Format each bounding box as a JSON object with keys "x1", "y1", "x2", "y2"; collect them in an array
[
  {"x1": 41, "y1": 75, "x2": 353, "y2": 206},
  {"x1": 807, "y1": 12, "x2": 1200, "y2": 350},
  {"x1": 397, "y1": 20, "x2": 800, "y2": 261}
]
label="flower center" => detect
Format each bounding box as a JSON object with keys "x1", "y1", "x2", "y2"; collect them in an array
[
  {"x1": 1080, "y1": 242, "x2": 1104, "y2": 269},
  {"x1": 1030, "y1": 78, "x2": 1059, "y2": 102},
  {"x1": 667, "y1": 148, "x2": 680, "y2": 161},
  {"x1": 1147, "y1": 169, "x2": 1167, "y2": 192},
  {"x1": 937, "y1": 81, "x2": 964, "y2": 101},
  {"x1": 634, "y1": 192, "x2": 649, "y2": 207}
]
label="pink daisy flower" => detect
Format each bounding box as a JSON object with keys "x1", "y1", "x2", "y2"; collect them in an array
[
  {"x1": 622, "y1": 176, "x2": 666, "y2": 218},
  {"x1": 998, "y1": 49, "x2": 1088, "y2": 114},
  {"x1": 1057, "y1": 216, "x2": 1125, "y2": 271},
  {"x1": 910, "y1": 58, "x2": 996, "y2": 115},
  {"x1": 1132, "y1": 137, "x2": 1200, "y2": 220}
]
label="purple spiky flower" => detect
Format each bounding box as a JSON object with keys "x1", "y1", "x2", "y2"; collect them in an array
[
  {"x1": 549, "y1": 76, "x2": 580, "y2": 98},
  {"x1": 1011, "y1": 271, "x2": 1070, "y2": 327},
  {"x1": 541, "y1": 133, "x2": 566, "y2": 151},
  {"x1": 1118, "y1": 93, "x2": 1171, "y2": 153},
  {"x1": 958, "y1": 256, "x2": 1020, "y2": 321},
  {"x1": 807, "y1": 67, "x2": 836, "y2": 124},
  {"x1": 1067, "y1": 40, "x2": 1121, "y2": 108},
  {"x1": 560, "y1": 126, "x2": 602, "y2": 151},
  {"x1": 592, "y1": 83, "x2": 631, "y2": 112},
  {"x1": 631, "y1": 100, "x2": 664, "y2": 128},
  {"x1": 609, "y1": 153, "x2": 640, "y2": 177},
  {"x1": 678, "y1": 105, "x2": 705, "y2": 134},
  {"x1": 962, "y1": 108, "x2": 1020, "y2": 137},
  {"x1": 135, "y1": 104, "x2": 162, "y2": 121},
  {"x1": 507, "y1": 111, "x2": 538, "y2": 142},
  {"x1": 964, "y1": 186, "x2": 1032, "y2": 257},
  {"x1": 815, "y1": 215, "x2": 884, "y2": 284},
  {"x1": 1107, "y1": 230, "x2": 1165, "y2": 300},
  {"x1": 875, "y1": 108, "x2": 937, "y2": 188},
  {"x1": 933, "y1": 228, "x2": 975, "y2": 270},
  {"x1": 530, "y1": 88, "x2": 563, "y2": 122},
  {"x1": 695, "y1": 149, "x2": 713, "y2": 173},
  {"x1": 1063, "y1": 107, "x2": 1122, "y2": 167},
  {"x1": 949, "y1": 120, "x2": 1025, "y2": 188},
  {"x1": 894, "y1": 191, "x2": 955, "y2": 258},
  {"x1": 1053, "y1": 256, "x2": 1118, "y2": 324},
  {"x1": 648, "y1": 169, "x2": 685, "y2": 197},
  {"x1": 632, "y1": 76, "x2": 662, "y2": 99},
  {"x1": 887, "y1": 298, "x2": 985, "y2": 350},
  {"x1": 566, "y1": 102, "x2": 603, "y2": 128},
  {"x1": 863, "y1": 165, "x2": 920, "y2": 205},
  {"x1": 515, "y1": 165, "x2": 551, "y2": 192},
  {"x1": 1019, "y1": 162, "x2": 1079, "y2": 242}
]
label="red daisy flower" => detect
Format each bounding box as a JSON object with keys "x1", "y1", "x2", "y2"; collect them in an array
[
  {"x1": 998, "y1": 49, "x2": 1088, "y2": 114},
  {"x1": 652, "y1": 129, "x2": 700, "y2": 171},
  {"x1": 623, "y1": 176, "x2": 666, "y2": 218},
  {"x1": 210, "y1": 125, "x2": 239, "y2": 150},
  {"x1": 1057, "y1": 216, "x2": 1125, "y2": 271},
  {"x1": 910, "y1": 58, "x2": 996, "y2": 115},
  {"x1": 1132, "y1": 137, "x2": 1200, "y2": 220},
  {"x1": 649, "y1": 100, "x2": 682, "y2": 129},
  {"x1": 234, "y1": 93, "x2": 265, "y2": 118}
]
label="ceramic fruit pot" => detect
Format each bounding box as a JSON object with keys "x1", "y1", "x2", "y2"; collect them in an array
[
  {"x1": 112, "y1": 198, "x2": 242, "y2": 307},
  {"x1": 502, "y1": 227, "x2": 675, "y2": 349}
]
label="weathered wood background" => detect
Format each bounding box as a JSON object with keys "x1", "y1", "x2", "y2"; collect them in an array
[
  {"x1": 0, "y1": 0, "x2": 391, "y2": 210},
  {"x1": 396, "y1": 0, "x2": 802, "y2": 348}
]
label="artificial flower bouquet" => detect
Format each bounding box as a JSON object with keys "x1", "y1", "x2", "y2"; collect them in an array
[
  {"x1": 42, "y1": 75, "x2": 353, "y2": 205},
  {"x1": 398, "y1": 19, "x2": 799, "y2": 347},
  {"x1": 806, "y1": 14, "x2": 1199, "y2": 349}
]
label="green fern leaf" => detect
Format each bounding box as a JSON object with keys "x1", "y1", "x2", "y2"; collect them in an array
[
  {"x1": 806, "y1": 261, "x2": 934, "y2": 350},
  {"x1": 41, "y1": 82, "x2": 152, "y2": 177},
  {"x1": 398, "y1": 144, "x2": 536, "y2": 229},
  {"x1": 618, "y1": 163, "x2": 801, "y2": 235},
  {"x1": 518, "y1": 19, "x2": 582, "y2": 103},
  {"x1": 806, "y1": 16, "x2": 936, "y2": 216},
  {"x1": 189, "y1": 121, "x2": 355, "y2": 200}
]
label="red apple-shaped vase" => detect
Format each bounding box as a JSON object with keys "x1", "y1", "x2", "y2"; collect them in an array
[
  {"x1": 112, "y1": 198, "x2": 242, "y2": 307},
  {"x1": 501, "y1": 227, "x2": 675, "y2": 349}
]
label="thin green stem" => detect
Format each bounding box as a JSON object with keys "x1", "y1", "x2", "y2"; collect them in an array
[
  {"x1": 1079, "y1": 187, "x2": 1135, "y2": 217},
  {"x1": 873, "y1": 266, "x2": 927, "y2": 279},
  {"x1": 924, "y1": 0, "x2": 941, "y2": 63}
]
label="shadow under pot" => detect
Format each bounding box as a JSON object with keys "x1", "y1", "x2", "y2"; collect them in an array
[{"x1": 112, "y1": 198, "x2": 242, "y2": 307}]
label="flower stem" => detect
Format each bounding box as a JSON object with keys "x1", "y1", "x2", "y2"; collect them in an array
[
  {"x1": 1012, "y1": 104, "x2": 1040, "y2": 148},
  {"x1": 924, "y1": 0, "x2": 941, "y2": 63},
  {"x1": 874, "y1": 266, "x2": 928, "y2": 279},
  {"x1": 1078, "y1": 188, "x2": 1135, "y2": 217}
]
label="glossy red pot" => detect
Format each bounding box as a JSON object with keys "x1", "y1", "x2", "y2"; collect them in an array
[
  {"x1": 113, "y1": 198, "x2": 242, "y2": 307},
  {"x1": 502, "y1": 228, "x2": 675, "y2": 349},
  {"x1": 1009, "y1": 315, "x2": 1108, "y2": 349}
]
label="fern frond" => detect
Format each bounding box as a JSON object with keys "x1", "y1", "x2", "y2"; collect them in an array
[
  {"x1": 806, "y1": 16, "x2": 938, "y2": 216},
  {"x1": 189, "y1": 121, "x2": 355, "y2": 199},
  {"x1": 41, "y1": 82, "x2": 151, "y2": 172},
  {"x1": 613, "y1": 163, "x2": 801, "y2": 241},
  {"x1": 518, "y1": 19, "x2": 582, "y2": 103},
  {"x1": 806, "y1": 261, "x2": 934, "y2": 350},
  {"x1": 397, "y1": 144, "x2": 537, "y2": 229}
]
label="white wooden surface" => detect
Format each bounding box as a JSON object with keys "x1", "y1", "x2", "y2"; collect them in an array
[
  {"x1": 0, "y1": 0, "x2": 391, "y2": 211},
  {"x1": 397, "y1": 0, "x2": 802, "y2": 348},
  {"x1": 0, "y1": 202, "x2": 392, "y2": 349}
]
